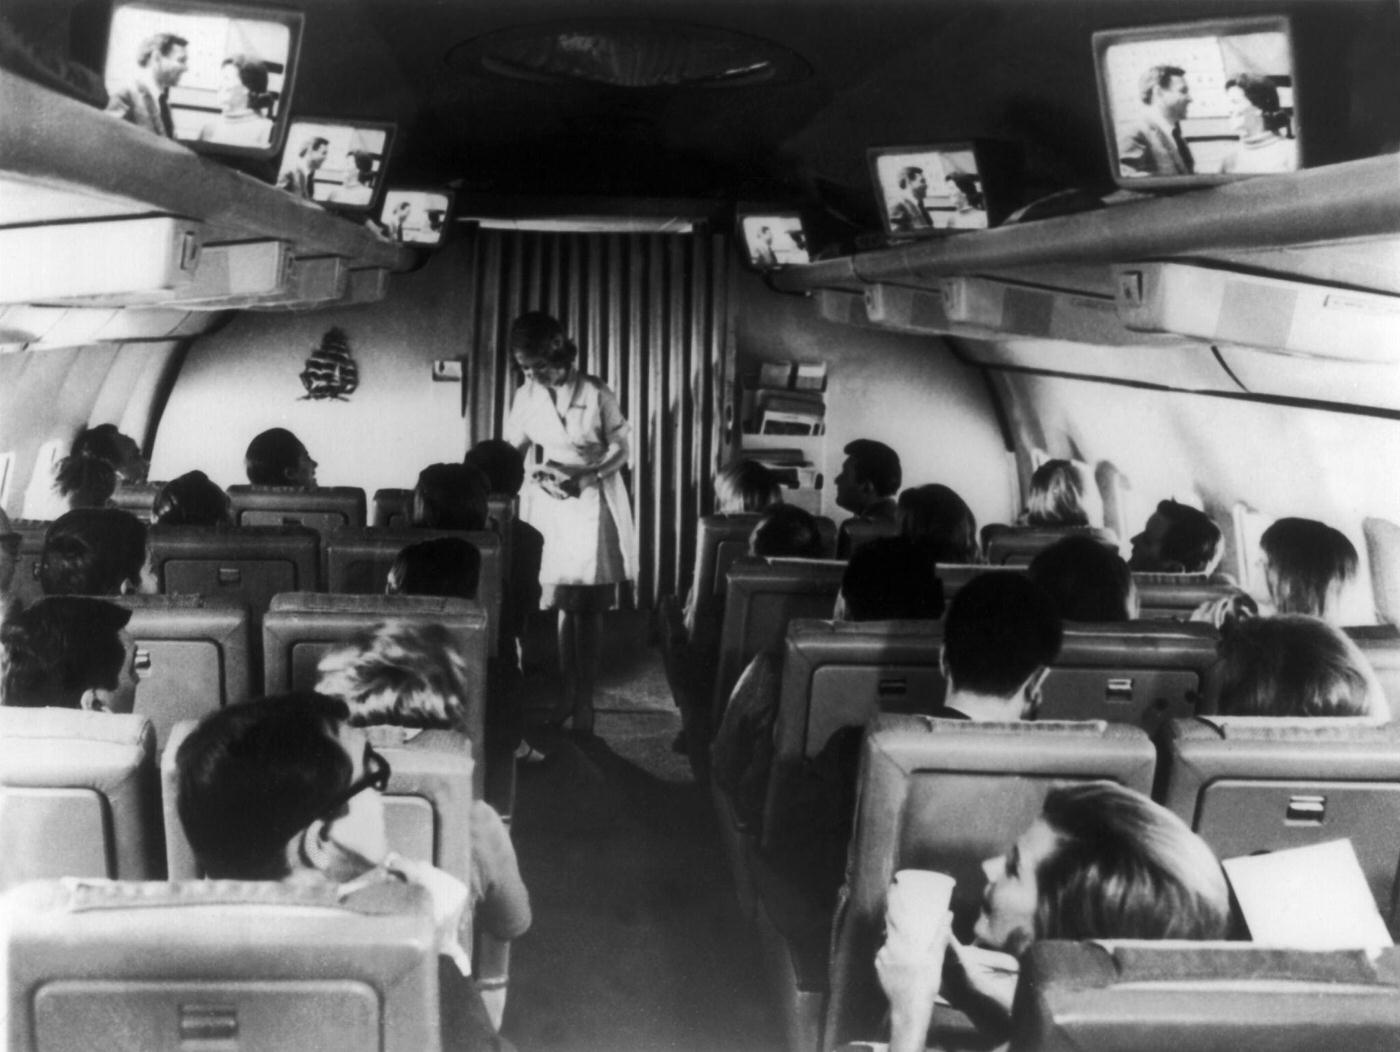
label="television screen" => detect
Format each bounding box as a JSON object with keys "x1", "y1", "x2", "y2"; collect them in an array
[
  {"x1": 738, "y1": 213, "x2": 809, "y2": 269},
  {"x1": 104, "y1": 0, "x2": 302, "y2": 158},
  {"x1": 868, "y1": 143, "x2": 991, "y2": 236},
  {"x1": 378, "y1": 188, "x2": 454, "y2": 246},
  {"x1": 279, "y1": 119, "x2": 396, "y2": 215},
  {"x1": 1094, "y1": 16, "x2": 1299, "y2": 188}
]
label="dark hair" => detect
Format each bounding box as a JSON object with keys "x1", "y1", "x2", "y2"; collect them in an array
[
  {"x1": 1139, "y1": 64, "x2": 1187, "y2": 105},
  {"x1": 840, "y1": 537, "x2": 945, "y2": 621},
  {"x1": 510, "y1": 311, "x2": 577, "y2": 368},
  {"x1": 1025, "y1": 460, "x2": 1089, "y2": 527},
  {"x1": 387, "y1": 538, "x2": 481, "y2": 599},
  {"x1": 137, "y1": 32, "x2": 188, "y2": 66},
  {"x1": 300, "y1": 136, "x2": 330, "y2": 158},
  {"x1": 412, "y1": 463, "x2": 489, "y2": 531},
  {"x1": 1260, "y1": 517, "x2": 1358, "y2": 619},
  {"x1": 751, "y1": 504, "x2": 825, "y2": 559},
  {"x1": 245, "y1": 428, "x2": 308, "y2": 486},
  {"x1": 53, "y1": 455, "x2": 117, "y2": 509},
  {"x1": 153, "y1": 471, "x2": 231, "y2": 527},
  {"x1": 898, "y1": 166, "x2": 924, "y2": 188},
  {"x1": 1214, "y1": 614, "x2": 1385, "y2": 719},
  {"x1": 222, "y1": 54, "x2": 273, "y2": 116},
  {"x1": 0, "y1": 597, "x2": 130, "y2": 708},
  {"x1": 843, "y1": 439, "x2": 902, "y2": 499},
  {"x1": 714, "y1": 459, "x2": 782, "y2": 514},
  {"x1": 71, "y1": 425, "x2": 137, "y2": 469},
  {"x1": 1156, "y1": 500, "x2": 1223, "y2": 574},
  {"x1": 946, "y1": 173, "x2": 985, "y2": 210},
  {"x1": 39, "y1": 508, "x2": 147, "y2": 596},
  {"x1": 1225, "y1": 73, "x2": 1290, "y2": 135},
  {"x1": 1029, "y1": 535, "x2": 1135, "y2": 622},
  {"x1": 176, "y1": 693, "x2": 352, "y2": 880},
  {"x1": 349, "y1": 150, "x2": 375, "y2": 183},
  {"x1": 897, "y1": 484, "x2": 979, "y2": 564},
  {"x1": 464, "y1": 440, "x2": 526, "y2": 496},
  {"x1": 943, "y1": 572, "x2": 1062, "y2": 696}
]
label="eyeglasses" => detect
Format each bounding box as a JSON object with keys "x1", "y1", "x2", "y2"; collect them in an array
[{"x1": 319, "y1": 742, "x2": 391, "y2": 820}]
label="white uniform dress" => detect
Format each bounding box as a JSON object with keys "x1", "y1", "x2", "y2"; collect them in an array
[{"x1": 504, "y1": 371, "x2": 637, "y2": 606}]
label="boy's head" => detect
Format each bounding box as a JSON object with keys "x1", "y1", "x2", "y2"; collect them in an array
[
  {"x1": 0, "y1": 597, "x2": 137, "y2": 712},
  {"x1": 39, "y1": 508, "x2": 150, "y2": 596},
  {"x1": 942, "y1": 572, "x2": 1062, "y2": 710},
  {"x1": 839, "y1": 537, "x2": 945, "y2": 621},
  {"x1": 463, "y1": 440, "x2": 526, "y2": 497}
]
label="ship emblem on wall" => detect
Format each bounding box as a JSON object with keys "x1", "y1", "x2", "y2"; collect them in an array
[{"x1": 300, "y1": 327, "x2": 360, "y2": 400}]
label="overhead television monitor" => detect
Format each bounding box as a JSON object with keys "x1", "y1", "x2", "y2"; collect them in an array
[
  {"x1": 868, "y1": 143, "x2": 995, "y2": 237},
  {"x1": 737, "y1": 212, "x2": 809, "y2": 270},
  {"x1": 104, "y1": 0, "x2": 303, "y2": 158},
  {"x1": 1094, "y1": 16, "x2": 1300, "y2": 189},
  {"x1": 279, "y1": 118, "x2": 396, "y2": 215},
  {"x1": 378, "y1": 188, "x2": 455, "y2": 247}
]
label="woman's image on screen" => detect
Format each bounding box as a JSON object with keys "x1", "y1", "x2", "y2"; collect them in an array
[
  {"x1": 740, "y1": 215, "x2": 809, "y2": 269},
  {"x1": 870, "y1": 145, "x2": 988, "y2": 235},
  {"x1": 378, "y1": 190, "x2": 453, "y2": 246},
  {"x1": 278, "y1": 119, "x2": 394, "y2": 213}
]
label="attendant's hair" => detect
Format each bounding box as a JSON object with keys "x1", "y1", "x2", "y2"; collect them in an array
[
  {"x1": 1025, "y1": 460, "x2": 1089, "y2": 527},
  {"x1": 153, "y1": 471, "x2": 231, "y2": 526},
  {"x1": 39, "y1": 508, "x2": 147, "y2": 596},
  {"x1": 840, "y1": 537, "x2": 944, "y2": 621},
  {"x1": 245, "y1": 428, "x2": 308, "y2": 486},
  {"x1": 1139, "y1": 64, "x2": 1187, "y2": 104},
  {"x1": 137, "y1": 32, "x2": 188, "y2": 66},
  {"x1": 1215, "y1": 615, "x2": 1386, "y2": 720},
  {"x1": 464, "y1": 440, "x2": 527, "y2": 496},
  {"x1": 53, "y1": 455, "x2": 117, "y2": 509},
  {"x1": 177, "y1": 694, "x2": 352, "y2": 880},
  {"x1": 750, "y1": 504, "x2": 825, "y2": 559},
  {"x1": 897, "y1": 484, "x2": 978, "y2": 564},
  {"x1": 1226, "y1": 73, "x2": 1290, "y2": 135},
  {"x1": 714, "y1": 460, "x2": 782, "y2": 514},
  {"x1": 387, "y1": 538, "x2": 481, "y2": 599},
  {"x1": 1260, "y1": 517, "x2": 1358, "y2": 619},
  {"x1": 1033, "y1": 781, "x2": 1231, "y2": 943},
  {"x1": 1156, "y1": 500, "x2": 1222, "y2": 573},
  {"x1": 510, "y1": 311, "x2": 578, "y2": 367},
  {"x1": 317, "y1": 621, "x2": 469, "y2": 732},
  {"x1": 843, "y1": 439, "x2": 902, "y2": 498},
  {"x1": 1029, "y1": 535, "x2": 1136, "y2": 622},
  {"x1": 0, "y1": 597, "x2": 130, "y2": 708},
  {"x1": 223, "y1": 55, "x2": 273, "y2": 115},
  {"x1": 412, "y1": 463, "x2": 489, "y2": 531},
  {"x1": 943, "y1": 572, "x2": 1061, "y2": 696}
]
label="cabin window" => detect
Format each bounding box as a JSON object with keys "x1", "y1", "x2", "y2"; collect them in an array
[
  {"x1": 1231, "y1": 501, "x2": 1272, "y2": 595},
  {"x1": 21, "y1": 438, "x2": 67, "y2": 521},
  {"x1": 0, "y1": 451, "x2": 12, "y2": 508}
]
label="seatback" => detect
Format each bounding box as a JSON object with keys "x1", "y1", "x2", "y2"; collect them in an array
[
  {"x1": 984, "y1": 525, "x2": 1119, "y2": 567},
  {"x1": 1011, "y1": 941, "x2": 1400, "y2": 1052},
  {"x1": 10, "y1": 517, "x2": 49, "y2": 606},
  {"x1": 692, "y1": 513, "x2": 763, "y2": 649},
  {"x1": 0, "y1": 708, "x2": 161, "y2": 888},
  {"x1": 838, "y1": 518, "x2": 899, "y2": 557},
  {"x1": 373, "y1": 488, "x2": 414, "y2": 528},
  {"x1": 227, "y1": 484, "x2": 367, "y2": 531},
  {"x1": 824, "y1": 714, "x2": 1156, "y2": 1050},
  {"x1": 3, "y1": 877, "x2": 442, "y2": 1052},
  {"x1": 322, "y1": 527, "x2": 503, "y2": 653},
  {"x1": 712, "y1": 557, "x2": 847, "y2": 729},
  {"x1": 936, "y1": 563, "x2": 1024, "y2": 602},
  {"x1": 762, "y1": 618, "x2": 946, "y2": 853},
  {"x1": 1039, "y1": 620, "x2": 1219, "y2": 733},
  {"x1": 109, "y1": 482, "x2": 163, "y2": 523},
  {"x1": 1346, "y1": 624, "x2": 1400, "y2": 715},
  {"x1": 1132, "y1": 572, "x2": 1240, "y2": 620},
  {"x1": 149, "y1": 524, "x2": 320, "y2": 611},
  {"x1": 1159, "y1": 716, "x2": 1400, "y2": 929},
  {"x1": 110, "y1": 594, "x2": 253, "y2": 751}
]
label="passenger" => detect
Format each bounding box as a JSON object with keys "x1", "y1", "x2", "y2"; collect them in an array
[
  {"x1": 387, "y1": 537, "x2": 482, "y2": 599},
  {"x1": 244, "y1": 427, "x2": 318, "y2": 488},
  {"x1": 505, "y1": 311, "x2": 637, "y2": 737},
  {"x1": 412, "y1": 463, "x2": 490, "y2": 531},
  {"x1": 71, "y1": 424, "x2": 150, "y2": 484},
  {"x1": 39, "y1": 508, "x2": 152, "y2": 596},
  {"x1": 897, "y1": 483, "x2": 979, "y2": 565},
  {"x1": 1022, "y1": 459, "x2": 1090, "y2": 527},
  {"x1": 835, "y1": 439, "x2": 903, "y2": 557},
  {"x1": 0, "y1": 596, "x2": 137, "y2": 711},
  {"x1": 1221, "y1": 73, "x2": 1297, "y2": 175},
  {"x1": 1213, "y1": 615, "x2": 1388, "y2": 721},
  {"x1": 750, "y1": 503, "x2": 826, "y2": 560},
  {"x1": 152, "y1": 470, "x2": 232, "y2": 526},
  {"x1": 52, "y1": 453, "x2": 117, "y2": 510},
  {"x1": 175, "y1": 694, "x2": 511, "y2": 1050},
  {"x1": 1128, "y1": 499, "x2": 1223, "y2": 574},
  {"x1": 714, "y1": 459, "x2": 783, "y2": 515},
  {"x1": 876, "y1": 782, "x2": 1230, "y2": 1050},
  {"x1": 1260, "y1": 517, "x2": 1358, "y2": 622},
  {"x1": 1028, "y1": 534, "x2": 1137, "y2": 622},
  {"x1": 197, "y1": 55, "x2": 274, "y2": 148}
]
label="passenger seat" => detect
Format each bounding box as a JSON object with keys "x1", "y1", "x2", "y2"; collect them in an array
[
  {"x1": 226, "y1": 484, "x2": 367, "y2": 531},
  {"x1": 982, "y1": 524, "x2": 1118, "y2": 566}
]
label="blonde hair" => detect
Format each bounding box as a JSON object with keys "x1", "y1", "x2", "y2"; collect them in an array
[
  {"x1": 315, "y1": 620, "x2": 470, "y2": 731},
  {"x1": 1025, "y1": 460, "x2": 1089, "y2": 527}
]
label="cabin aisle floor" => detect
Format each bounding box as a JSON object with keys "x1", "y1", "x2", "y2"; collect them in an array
[{"x1": 500, "y1": 610, "x2": 785, "y2": 1052}]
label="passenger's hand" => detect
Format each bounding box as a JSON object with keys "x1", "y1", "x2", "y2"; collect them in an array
[{"x1": 876, "y1": 909, "x2": 951, "y2": 1052}]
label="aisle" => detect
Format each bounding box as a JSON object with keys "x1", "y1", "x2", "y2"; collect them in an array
[{"x1": 500, "y1": 611, "x2": 785, "y2": 1051}]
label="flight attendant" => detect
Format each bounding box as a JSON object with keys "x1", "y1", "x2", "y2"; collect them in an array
[{"x1": 504, "y1": 311, "x2": 636, "y2": 736}]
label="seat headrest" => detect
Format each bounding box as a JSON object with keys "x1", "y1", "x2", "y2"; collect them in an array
[
  {"x1": 0, "y1": 707, "x2": 153, "y2": 748},
  {"x1": 268, "y1": 592, "x2": 481, "y2": 616}
]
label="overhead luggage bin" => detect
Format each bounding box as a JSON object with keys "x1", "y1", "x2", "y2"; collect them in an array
[{"x1": 0, "y1": 215, "x2": 202, "y2": 304}]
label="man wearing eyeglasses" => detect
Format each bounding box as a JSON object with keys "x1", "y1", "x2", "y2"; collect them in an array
[{"x1": 177, "y1": 692, "x2": 510, "y2": 1051}]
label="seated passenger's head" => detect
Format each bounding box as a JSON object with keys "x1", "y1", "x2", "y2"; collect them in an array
[
  {"x1": 177, "y1": 693, "x2": 388, "y2": 882},
  {"x1": 839, "y1": 537, "x2": 945, "y2": 621},
  {"x1": 316, "y1": 620, "x2": 470, "y2": 732},
  {"x1": 1260, "y1": 517, "x2": 1358, "y2": 621},
  {"x1": 714, "y1": 459, "x2": 782, "y2": 515},
  {"x1": 897, "y1": 484, "x2": 979, "y2": 564},
  {"x1": 835, "y1": 439, "x2": 902, "y2": 514},
  {"x1": 1025, "y1": 460, "x2": 1090, "y2": 527},
  {"x1": 386, "y1": 537, "x2": 481, "y2": 599},
  {"x1": 1214, "y1": 614, "x2": 1387, "y2": 720},
  {"x1": 153, "y1": 470, "x2": 232, "y2": 527},
  {"x1": 0, "y1": 597, "x2": 137, "y2": 711},
  {"x1": 39, "y1": 508, "x2": 150, "y2": 596},
  {"x1": 464, "y1": 439, "x2": 527, "y2": 497},
  {"x1": 750, "y1": 504, "x2": 825, "y2": 559},
  {"x1": 941, "y1": 573, "x2": 1062, "y2": 715},
  {"x1": 976, "y1": 781, "x2": 1231, "y2": 956},
  {"x1": 1129, "y1": 500, "x2": 1222, "y2": 574},
  {"x1": 71, "y1": 424, "x2": 148, "y2": 484},
  {"x1": 411, "y1": 463, "x2": 489, "y2": 531},
  {"x1": 1029, "y1": 535, "x2": 1137, "y2": 622},
  {"x1": 53, "y1": 454, "x2": 117, "y2": 510},
  {"x1": 244, "y1": 428, "x2": 318, "y2": 488}
]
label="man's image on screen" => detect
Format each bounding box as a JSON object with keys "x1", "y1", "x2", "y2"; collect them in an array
[
  {"x1": 278, "y1": 136, "x2": 329, "y2": 200},
  {"x1": 752, "y1": 226, "x2": 778, "y2": 268},
  {"x1": 1118, "y1": 64, "x2": 1194, "y2": 177},
  {"x1": 887, "y1": 166, "x2": 933, "y2": 232},
  {"x1": 104, "y1": 32, "x2": 188, "y2": 138}
]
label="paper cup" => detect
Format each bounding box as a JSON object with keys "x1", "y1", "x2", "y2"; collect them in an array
[{"x1": 886, "y1": 869, "x2": 956, "y2": 948}]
